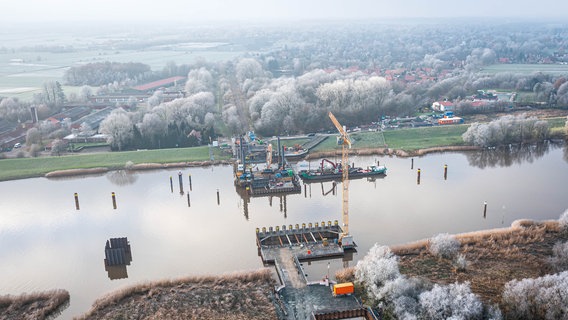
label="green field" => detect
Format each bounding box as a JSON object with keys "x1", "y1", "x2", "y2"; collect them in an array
[
  {"x1": 0, "y1": 48, "x2": 244, "y2": 100},
  {"x1": 313, "y1": 125, "x2": 468, "y2": 152},
  {"x1": 481, "y1": 64, "x2": 568, "y2": 75},
  {"x1": 0, "y1": 146, "x2": 229, "y2": 181},
  {"x1": 383, "y1": 125, "x2": 468, "y2": 149}
]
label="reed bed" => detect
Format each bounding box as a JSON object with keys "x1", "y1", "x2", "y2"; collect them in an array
[
  {"x1": 336, "y1": 219, "x2": 568, "y2": 307},
  {"x1": 75, "y1": 269, "x2": 277, "y2": 320},
  {"x1": 0, "y1": 289, "x2": 69, "y2": 320}
]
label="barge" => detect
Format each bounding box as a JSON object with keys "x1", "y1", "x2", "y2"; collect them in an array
[{"x1": 298, "y1": 159, "x2": 387, "y2": 182}]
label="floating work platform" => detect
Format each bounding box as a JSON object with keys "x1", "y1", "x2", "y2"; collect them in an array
[
  {"x1": 249, "y1": 182, "x2": 301, "y2": 196},
  {"x1": 235, "y1": 165, "x2": 302, "y2": 196},
  {"x1": 256, "y1": 220, "x2": 355, "y2": 263}
]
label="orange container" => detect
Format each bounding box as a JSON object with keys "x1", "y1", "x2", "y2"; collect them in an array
[{"x1": 333, "y1": 282, "x2": 354, "y2": 296}]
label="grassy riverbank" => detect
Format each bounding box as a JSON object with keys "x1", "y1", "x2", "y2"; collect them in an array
[
  {"x1": 0, "y1": 146, "x2": 230, "y2": 181},
  {"x1": 311, "y1": 124, "x2": 469, "y2": 152},
  {"x1": 0, "y1": 113, "x2": 565, "y2": 182}
]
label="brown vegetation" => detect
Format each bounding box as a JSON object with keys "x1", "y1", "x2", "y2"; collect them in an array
[
  {"x1": 75, "y1": 269, "x2": 278, "y2": 320},
  {"x1": 0, "y1": 289, "x2": 69, "y2": 320},
  {"x1": 131, "y1": 160, "x2": 233, "y2": 170},
  {"x1": 44, "y1": 160, "x2": 233, "y2": 179},
  {"x1": 45, "y1": 167, "x2": 109, "y2": 178},
  {"x1": 336, "y1": 219, "x2": 568, "y2": 308},
  {"x1": 308, "y1": 145, "x2": 481, "y2": 160}
]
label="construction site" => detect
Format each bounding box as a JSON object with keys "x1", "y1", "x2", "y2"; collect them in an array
[{"x1": 251, "y1": 112, "x2": 380, "y2": 320}]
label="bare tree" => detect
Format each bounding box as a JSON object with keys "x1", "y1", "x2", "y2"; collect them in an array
[
  {"x1": 50, "y1": 139, "x2": 66, "y2": 156},
  {"x1": 25, "y1": 127, "x2": 41, "y2": 146},
  {"x1": 80, "y1": 86, "x2": 92, "y2": 102}
]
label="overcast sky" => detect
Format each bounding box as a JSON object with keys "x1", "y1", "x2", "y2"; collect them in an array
[{"x1": 4, "y1": 0, "x2": 568, "y2": 23}]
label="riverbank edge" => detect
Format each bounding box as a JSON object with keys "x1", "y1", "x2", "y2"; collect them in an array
[
  {"x1": 74, "y1": 268, "x2": 278, "y2": 320},
  {"x1": 388, "y1": 218, "x2": 561, "y2": 253},
  {"x1": 43, "y1": 159, "x2": 234, "y2": 179},
  {"x1": 306, "y1": 145, "x2": 481, "y2": 160},
  {"x1": 335, "y1": 218, "x2": 562, "y2": 276},
  {"x1": 35, "y1": 145, "x2": 480, "y2": 181},
  {"x1": 0, "y1": 289, "x2": 70, "y2": 320}
]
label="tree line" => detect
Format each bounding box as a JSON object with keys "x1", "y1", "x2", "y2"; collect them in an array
[{"x1": 64, "y1": 62, "x2": 152, "y2": 86}]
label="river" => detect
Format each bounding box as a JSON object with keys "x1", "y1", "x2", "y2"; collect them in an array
[{"x1": 0, "y1": 143, "x2": 567, "y2": 318}]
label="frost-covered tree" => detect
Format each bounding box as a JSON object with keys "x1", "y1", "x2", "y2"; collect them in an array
[
  {"x1": 502, "y1": 271, "x2": 568, "y2": 320},
  {"x1": 99, "y1": 108, "x2": 133, "y2": 151},
  {"x1": 0, "y1": 97, "x2": 29, "y2": 122},
  {"x1": 184, "y1": 92, "x2": 216, "y2": 127},
  {"x1": 548, "y1": 241, "x2": 568, "y2": 272},
  {"x1": 560, "y1": 208, "x2": 568, "y2": 230},
  {"x1": 429, "y1": 233, "x2": 460, "y2": 259},
  {"x1": 462, "y1": 114, "x2": 550, "y2": 147},
  {"x1": 138, "y1": 112, "x2": 167, "y2": 148},
  {"x1": 419, "y1": 282, "x2": 483, "y2": 320},
  {"x1": 79, "y1": 122, "x2": 94, "y2": 137},
  {"x1": 222, "y1": 104, "x2": 245, "y2": 135},
  {"x1": 185, "y1": 67, "x2": 215, "y2": 95},
  {"x1": 250, "y1": 83, "x2": 303, "y2": 136},
  {"x1": 236, "y1": 58, "x2": 265, "y2": 83},
  {"x1": 148, "y1": 90, "x2": 164, "y2": 107},
  {"x1": 355, "y1": 244, "x2": 400, "y2": 302}
]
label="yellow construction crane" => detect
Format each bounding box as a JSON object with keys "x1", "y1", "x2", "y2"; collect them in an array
[
  {"x1": 266, "y1": 143, "x2": 273, "y2": 168},
  {"x1": 328, "y1": 111, "x2": 354, "y2": 248}
]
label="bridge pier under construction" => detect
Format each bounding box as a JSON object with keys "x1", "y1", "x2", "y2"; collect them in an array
[{"x1": 256, "y1": 222, "x2": 378, "y2": 320}]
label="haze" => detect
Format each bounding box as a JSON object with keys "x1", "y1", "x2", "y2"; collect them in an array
[{"x1": 4, "y1": 0, "x2": 568, "y2": 24}]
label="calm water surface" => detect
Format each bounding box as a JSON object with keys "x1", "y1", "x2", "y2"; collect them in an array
[{"x1": 1, "y1": 144, "x2": 567, "y2": 318}]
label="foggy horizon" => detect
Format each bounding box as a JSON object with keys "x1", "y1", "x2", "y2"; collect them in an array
[{"x1": 3, "y1": 0, "x2": 568, "y2": 26}]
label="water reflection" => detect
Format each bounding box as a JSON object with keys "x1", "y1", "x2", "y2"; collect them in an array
[
  {"x1": 235, "y1": 185, "x2": 294, "y2": 219},
  {"x1": 318, "y1": 182, "x2": 337, "y2": 197},
  {"x1": 104, "y1": 237, "x2": 132, "y2": 280},
  {"x1": 106, "y1": 170, "x2": 138, "y2": 186},
  {"x1": 466, "y1": 142, "x2": 558, "y2": 169}
]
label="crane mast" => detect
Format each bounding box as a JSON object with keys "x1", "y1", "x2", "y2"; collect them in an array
[
  {"x1": 328, "y1": 111, "x2": 354, "y2": 248},
  {"x1": 266, "y1": 143, "x2": 273, "y2": 168}
]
